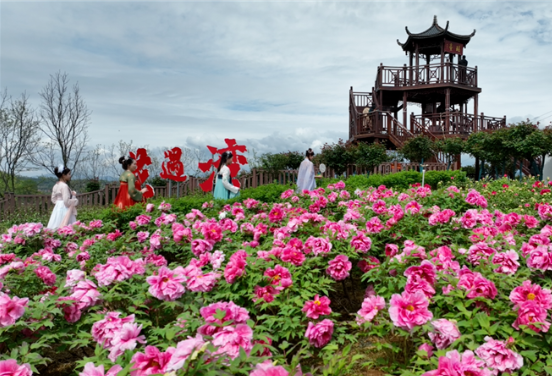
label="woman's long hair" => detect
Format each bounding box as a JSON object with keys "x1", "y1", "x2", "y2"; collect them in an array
[{"x1": 217, "y1": 152, "x2": 233, "y2": 172}]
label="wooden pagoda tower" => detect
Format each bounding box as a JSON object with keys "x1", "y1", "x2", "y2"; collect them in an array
[{"x1": 348, "y1": 16, "x2": 506, "y2": 169}]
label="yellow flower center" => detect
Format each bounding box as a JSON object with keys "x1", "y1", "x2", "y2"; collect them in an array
[
  {"x1": 527, "y1": 293, "x2": 536, "y2": 300},
  {"x1": 314, "y1": 300, "x2": 321, "y2": 306},
  {"x1": 273, "y1": 275, "x2": 280, "y2": 281},
  {"x1": 406, "y1": 305, "x2": 415, "y2": 312}
]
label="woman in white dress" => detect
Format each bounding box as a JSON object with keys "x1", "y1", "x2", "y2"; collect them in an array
[
  {"x1": 46, "y1": 165, "x2": 78, "y2": 230},
  {"x1": 296, "y1": 148, "x2": 316, "y2": 192},
  {"x1": 213, "y1": 152, "x2": 240, "y2": 200}
]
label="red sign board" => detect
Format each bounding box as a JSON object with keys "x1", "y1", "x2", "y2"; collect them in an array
[{"x1": 444, "y1": 40, "x2": 463, "y2": 55}]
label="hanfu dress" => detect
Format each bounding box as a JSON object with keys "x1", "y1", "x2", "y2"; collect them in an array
[
  {"x1": 213, "y1": 165, "x2": 239, "y2": 200},
  {"x1": 296, "y1": 158, "x2": 316, "y2": 192},
  {"x1": 113, "y1": 170, "x2": 144, "y2": 210},
  {"x1": 46, "y1": 181, "x2": 78, "y2": 230}
]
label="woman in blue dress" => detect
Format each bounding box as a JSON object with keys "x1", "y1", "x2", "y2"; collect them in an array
[{"x1": 213, "y1": 151, "x2": 240, "y2": 200}]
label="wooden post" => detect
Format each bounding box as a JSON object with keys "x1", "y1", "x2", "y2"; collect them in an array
[
  {"x1": 403, "y1": 91, "x2": 407, "y2": 130},
  {"x1": 474, "y1": 94, "x2": 479, "y2": 131},
  {"x1": 409, "y1": 51, "x2": 413, "y2": 85},
  {"x1": 440, "y1": 41, "x2": 444, "y2": 82},
  {"x1": 415, "y1": 43, "x2": 419, "y2": 84},
  {"x1": 445, "y1": 88, "x2": 450, "y2": 133}
]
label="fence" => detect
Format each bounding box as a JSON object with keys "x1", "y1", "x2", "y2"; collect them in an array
[{"x1": 0, "y1": 162, "x2": 450, "y2": 220}]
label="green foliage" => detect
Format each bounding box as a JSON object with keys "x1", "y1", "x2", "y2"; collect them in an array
[
  {"x1": 236, "y1": 183, "x2": 291, "y2": 204},
  {"x1": 337, "y1": 170, "x2": 466, "y2": 192},
  {"x1": 148, "y1": 175, "x2": 168, "y2": 187},
  {"x1": 319, "y1": 139, "x2": 356, "y2": 177},
  {"x1": 85, "y1": 179, "x2": 100, "y2": 192},
  {"x1": 259, "y1": 151, "x2": 304, "y2": 173},
  {"x1": 434, "y1": 137, "x2": 465, "y2": 170},
  {"x1": 354, "y1": 143, "x2": 391, "y2": 174},
  {"x1": 400, "y1": 136, "x2": 435, "y2": 164}
]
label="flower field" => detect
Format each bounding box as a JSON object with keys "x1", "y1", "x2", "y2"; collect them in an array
[{"x1": 1, "y1": 176, "x2": 552, "y2": 376}]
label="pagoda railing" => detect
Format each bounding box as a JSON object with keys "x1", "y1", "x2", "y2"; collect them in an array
[
  {"x1": 411, "y1": 113, "x2": 506, "y2": 137},
  {"x1": 375, "y1": 63, "x2": 477, "y2": 90}
]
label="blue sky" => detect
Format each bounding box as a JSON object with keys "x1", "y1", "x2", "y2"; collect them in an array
[{"x1": 1, "y1": 1, "x2": 551, "y2": 171}]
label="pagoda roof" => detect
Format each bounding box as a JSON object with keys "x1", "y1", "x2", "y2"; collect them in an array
[{"x1": 397, "y1": 16, "x2": 476, "y2": 53}]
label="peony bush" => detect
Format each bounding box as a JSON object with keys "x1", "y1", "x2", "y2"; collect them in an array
[{"x1": 0, "y1": 176, "x2": 551, "y2": 375}]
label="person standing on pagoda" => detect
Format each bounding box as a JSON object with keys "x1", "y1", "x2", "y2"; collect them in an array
[
  {"x1": 458, "y1": 55, "x2": 468, "y2": 84},
  {"x1": 113, "y1": 156, "x2": 148, "y2": 210},
  {"x1": 296, "y1": 148, "x2": 316, "y2": 192},
  {"x1": 213, "y1": 151, "x2": 240, "y2": 200}
]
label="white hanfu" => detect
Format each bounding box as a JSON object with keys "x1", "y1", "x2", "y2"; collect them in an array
[
  {"x1": 296, "y1": 158, "x2": 316, "y2": 192},
  {"x1": 46, "y1": 182, "x2": 78, "y2": 230}
]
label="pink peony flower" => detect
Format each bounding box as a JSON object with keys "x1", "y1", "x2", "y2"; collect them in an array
[
  {"x1": 79, "y1": 362, "x2": 123, "y2": 376},
  {"x1": 253, "y1": 285, "x2": 278, "y2": 303},
  {"x1": 34, "y1": 265, "x2": 56, "y2": 286},
  {"x1": 302, "y1": 295, "x2": 332, "y2": 319},
  {"x1": 145, "y1": 203, "x2": 155, "y2": 212},
  {"x1": 0, "y1": 359, "x2": 33, "y2": 376},
  {"x1": 109, "y1": 322, "x2": 146, "y2": 361},
  {"x1": 198, "y1": 301, "x2": 249, "y2": 336},
  {"x1": 268, "y1": 207, "x2": 285, "y2": 223},
  {"x1": 250, "y1": 361, "x2": 289, "y2": 376},
  {"x1": 365, "y1": 217, "x2": 384, "y2": 233},
  {"x1": 224, "y1": 251, "x2": 247, "y2": 284},
  {"x1": 65, "y1": 269, "x2": 86, "y2": 288},
  {"x1": 491, "y1": 250, "x2": 520, "y2": 275},
  {"x1": 512, "y1": 301, "x2": 550, "y2": 333},
  {"x1": 191, "y1": 239, "x2": 214, "y2": 256},
  {"x1": 212, "y1": 323, "x2": 254, "y2": 359},
  {"x1": 186, "y1": 272, "x2": 219, "y2": 292},
  {"x1": 305, "y1": 319, "x2": 334, "y2": 348},
  {"x1": 172, "y1": 223, "x2": 191, "y2": 243},
  {"x1": 130, "y1": 345, "x2": 175, "y2": 376},
  {"x1": 304, "y1": 236, "x2": 332, "y2": 256},
  {"x1": 357, "y1": 256, "x2": 380, "y2": 273},
  {"x1": 57, "y1": 296, "x2": 82, "y2": 323},
  {"x1": 166, "y1": 334, "x2": 206, "y2": 372},
  {"x1": 475, "y1": 336, "x2": 523, "y2": 374},
  {"x1": 418, "y1": 343, "x2": 433, "y2": 358},
  {"x1": 92, "y1": 312, "x2": 136, "y2": 348},
  {"x1": 350, "y1": 233, "x2": 372, "y2": 253},
  {"x1": 146, "y1": 266, "x2": 187, "y2": 301},
  {"x1": 264, "y1": 265, "x2": 292, "y2": 290},
  {"x1": 326, "y1": 255, "x2": 352, "y2": 281},
  {"x1": 422, "y1": 350, "x2": 490, "y2": 376},
  {"x1": 428, "y1": 319, "x2": 461, "y2": 349},
  {"x1": 509, "y1": 280, "x2": 552, "y2": 309},
  {"x1": 70, "y1": 279, "x2": 101, "y2": 310},
  {"x1": 135, "y1": 215, "x2": 151, "y2": 226},
  {"x1": 356, "y1": 295, "x2": 385, "y2": 325},
  {"x1": 281, "y1": 248, "x2": 305, "y2": 266},
  {"x1": 388, "y1": 291, "x2": 433, "y2": 330},
  {"x1": 0, "y1": 293, "x2": 28, "y2": 327},
  {"x1": 137, "y1": 231, "x2": 149, "y2": 243},
  {"x1": 94, "y1": 256, "x2": 145, "y2": 287}
]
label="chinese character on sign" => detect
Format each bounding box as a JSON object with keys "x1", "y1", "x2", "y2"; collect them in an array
[
  {"x1": 198, "y1": 139, "x2": 248, "y2": 192},
  {"x1": 130, "y1": 148, "x2": 154, "y2": 199},
  {"x1": 444, "y1": 40, "x2": 463, "y2": 55},
  {"x1": 160, "y1": 147, "x2": 188, "y2": 182}
]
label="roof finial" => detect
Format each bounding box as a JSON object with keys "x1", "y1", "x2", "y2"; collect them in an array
[{"x1": 433, "y1": 15, "x2": 438, "y2": 25}]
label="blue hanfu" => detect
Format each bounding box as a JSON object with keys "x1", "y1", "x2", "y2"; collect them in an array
[{"x1": 213, "y1": 165, "x2": 240, "y2": 200}]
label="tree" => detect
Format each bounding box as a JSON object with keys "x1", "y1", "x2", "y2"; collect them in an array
[
  {"x1": 0, "y1": 90, "x2": 41, "y2": 194},
  {"x1": 259, "y1": 151, "x2": 304, "y2": 173},
  {"x1": 319, "y1": 139, "x2": 356, "y2": 177},
  {"x1": 354, "y1": 142, "x2": 390, "y2": 176},
  {"x1": 434, "y1": 137, "x2": 464, "y2": 170},
  {"x1": 399, "y1": 136, "x2": 435, "y2": 164},
  {"x1": 33, "y1": 71, "x2": 90, "y2": 175}
]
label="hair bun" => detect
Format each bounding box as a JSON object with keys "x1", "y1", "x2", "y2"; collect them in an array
[{"x1": 118, "y1": 156, "x2": 125, "y2": 165}]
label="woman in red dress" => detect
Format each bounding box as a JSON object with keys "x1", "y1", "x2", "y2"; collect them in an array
[{"x1": 113, "y1": 156, "x2": 148, "y2": 210}]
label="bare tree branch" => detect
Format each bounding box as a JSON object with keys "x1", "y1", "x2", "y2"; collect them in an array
[
  {"x1": 32, "y1": 71, "x2": 90, "y2": 175},
  {"x1": 0, "y1": 91, "x2": 41, "y2": 194}
]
